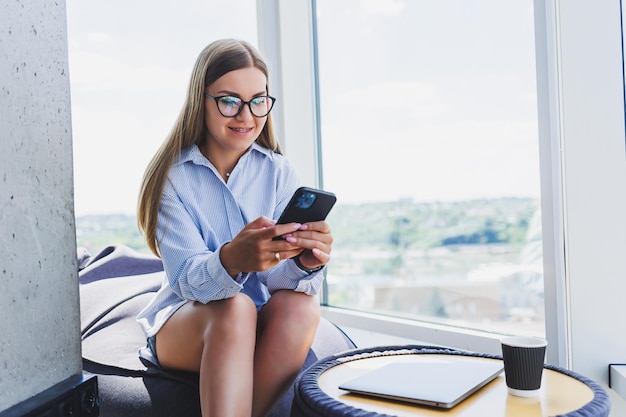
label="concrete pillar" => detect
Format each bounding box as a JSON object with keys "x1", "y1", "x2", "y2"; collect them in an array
[{"x1": 0, "y1": 0, "x2": 82, "y2": 410}]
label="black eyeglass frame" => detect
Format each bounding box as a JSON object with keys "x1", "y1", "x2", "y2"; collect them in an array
[{"x1": 204, "y1": 93, "x2": 276, "y2": 118}]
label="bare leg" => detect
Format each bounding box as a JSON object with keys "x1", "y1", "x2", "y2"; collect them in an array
[
  {"x1": 251, "y1": 290, "x2": 321, "y2": 417},
  {"x1": 156, "y1": 293, "x2": 258, "y2": 417}
]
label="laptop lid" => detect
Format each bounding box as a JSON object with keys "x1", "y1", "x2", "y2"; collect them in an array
[{"x1": 338, "y1": 356, "x2": 503, "y2": 409}]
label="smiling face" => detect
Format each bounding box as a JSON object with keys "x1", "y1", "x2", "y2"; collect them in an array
[{"x1": 203, "y1": 66, "x2": 269, "y2": 162}]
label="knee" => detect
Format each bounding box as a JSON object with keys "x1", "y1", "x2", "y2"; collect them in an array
[
  {"x1": 203, "y1": 293, "x2": 257, "y2": 339},
  {"x1": 224, "y1": 292, "x2": 257, "y2": 316},
  {"x1": 270, "y1": 290, "x2": 321, "y2": 328}
]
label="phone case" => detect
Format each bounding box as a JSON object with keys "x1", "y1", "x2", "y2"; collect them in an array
[{"x1": 276, "y1": 186, "x2": 337, "y2": 224}]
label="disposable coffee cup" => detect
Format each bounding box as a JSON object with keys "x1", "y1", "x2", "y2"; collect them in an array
[{"x1": 501, "y1": 336, "x2": 547, "y2": 397}]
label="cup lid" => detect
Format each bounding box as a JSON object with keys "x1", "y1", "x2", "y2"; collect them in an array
[{"x1": 501, "y1": 336, "x2": 548, "y2": 348}]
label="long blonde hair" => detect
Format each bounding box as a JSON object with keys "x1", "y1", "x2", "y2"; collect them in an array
[{"x1": 137, "y1": 39, "x2": 281, "y2": 256}]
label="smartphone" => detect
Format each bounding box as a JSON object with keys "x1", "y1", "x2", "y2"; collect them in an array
[{"x1": 275, "y1": 186, "x2": 337, "y2": 229}]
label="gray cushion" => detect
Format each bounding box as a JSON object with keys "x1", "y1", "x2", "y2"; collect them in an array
[{"x1": 79, "y1": 245, "x2": 356, "y2": 417}]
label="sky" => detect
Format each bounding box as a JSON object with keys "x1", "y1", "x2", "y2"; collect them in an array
[
  {"x1": 315, "y1": 0, "x2": 540, "y2": 205},
  {"x1": 66, "y1": 0, "x2": 258, "y2": 215},
  {"x1": 67, "y1": 0, "x2": 540, "y2": 216}
]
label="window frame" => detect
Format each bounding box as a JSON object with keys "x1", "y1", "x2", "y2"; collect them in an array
[{"x1": 256, "y1": 0, "x2": 626, "y2": 394}]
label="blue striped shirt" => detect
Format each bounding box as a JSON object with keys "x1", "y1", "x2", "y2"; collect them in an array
[{"x1": 137, "y1": 143, "x2": 325, "y2": 337}]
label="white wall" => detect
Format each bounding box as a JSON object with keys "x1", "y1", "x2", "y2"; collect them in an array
[
  {"x1": 0, "y1": 0, "x2": 82, "y2": 410},
  {"x1": 536, "y1": 2, "x2": 626, "y2": 415},
  {"x1": 548, "y1": 0, "x2": 626, "y2": 413}
]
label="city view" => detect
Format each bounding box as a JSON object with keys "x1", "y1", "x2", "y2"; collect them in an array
[{"x1": 76, "y1": 196, "x2": 544, "y2": 337}]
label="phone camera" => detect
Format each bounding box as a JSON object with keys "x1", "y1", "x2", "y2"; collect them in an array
[{"x1": 295, "y1": 192, "x2": 317, "y2": 209}]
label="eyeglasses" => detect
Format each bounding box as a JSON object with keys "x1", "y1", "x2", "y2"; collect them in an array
[{"x1": 204, "y1": 94, "x2": 276, "y2": 118}]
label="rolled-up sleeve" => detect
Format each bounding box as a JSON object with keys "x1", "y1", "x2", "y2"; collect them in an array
[{"x1": 260, "y1": 259, "x2": 325, "y2": 295}]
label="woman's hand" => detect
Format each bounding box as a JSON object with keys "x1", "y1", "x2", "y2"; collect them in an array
[
  {"x1": 283, "y1": 220, "x2": 333, "y2": 270},
  {"x1": 219, "y1": 216, "x2": 305, "y2": 277}
]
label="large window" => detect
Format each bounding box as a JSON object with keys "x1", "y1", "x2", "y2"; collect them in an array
[{"x1": 315, "y1": 0, "x2": 544, "y2": 337}]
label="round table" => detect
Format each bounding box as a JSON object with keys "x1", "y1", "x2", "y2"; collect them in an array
[{"x1": 291, "y1": 345, "x2": 611, "y2": 417}]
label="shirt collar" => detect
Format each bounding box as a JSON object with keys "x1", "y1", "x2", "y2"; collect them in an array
[{"x1": 176, "y1": 142, "x2": 273, "y2": 168}]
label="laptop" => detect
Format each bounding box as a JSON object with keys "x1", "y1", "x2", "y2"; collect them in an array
[{"x1": 338, "y1": 357, "x2": 503, "y2": 409}]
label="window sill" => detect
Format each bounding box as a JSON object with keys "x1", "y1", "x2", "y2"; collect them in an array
[{"x1": 321, "y1": 306, "x2": 507, "y2": 355}]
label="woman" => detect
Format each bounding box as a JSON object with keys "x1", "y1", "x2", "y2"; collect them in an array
[{"x1": 136, "y1": 38, "x2": 332, "y2": 417}]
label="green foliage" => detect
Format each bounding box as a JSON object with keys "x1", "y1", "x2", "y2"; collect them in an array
[
  {"x1": 76, "y1": 214, "x2": 149, "y2": 255},
  {"x1": 76, "y1": 197, "x2": 539, "y2": 257},
  {"x1": 327, "y1": 197, "x2": 538, "y2": 251}
]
